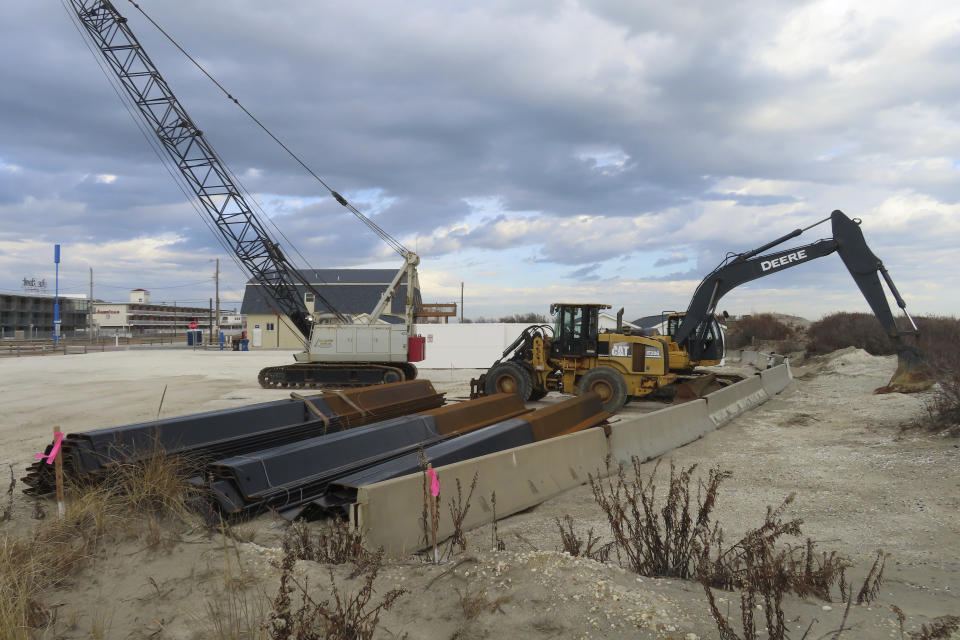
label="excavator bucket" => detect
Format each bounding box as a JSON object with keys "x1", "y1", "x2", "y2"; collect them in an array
[{"x1": 876, "y1": 346, "x2": 934, "y2": 394}]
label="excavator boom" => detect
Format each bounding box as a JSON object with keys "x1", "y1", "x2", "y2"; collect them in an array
[{"x1": 675, "y1": 210, "x2": 928, "y2": 393}]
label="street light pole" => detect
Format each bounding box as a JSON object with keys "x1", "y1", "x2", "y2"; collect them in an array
[{"x1": 53, "y1": 244, "x2": 61, "y2": 345}]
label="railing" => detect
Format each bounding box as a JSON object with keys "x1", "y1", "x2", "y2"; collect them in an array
[{"x1": 0, "y1": 333, "x2": 199, "y2": 357}]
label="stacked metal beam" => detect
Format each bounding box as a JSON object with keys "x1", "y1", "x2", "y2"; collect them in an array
[
  {"x1": 217, "y1": 393, "x2": 610, "y2": 518},
  {"x1": 22, "y1": 380, "x2": 443, "y2": 496},
  {"x1": 199, "y1": 393, "x2": 532, "y2": 518}
]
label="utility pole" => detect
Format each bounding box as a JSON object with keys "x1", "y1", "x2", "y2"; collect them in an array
[
  {"x1": 88, "y1": 267, "x2": 93, "y2": 341},
  {"x1": 460, "y1": 282, "x2": 464, "y2": 323}
]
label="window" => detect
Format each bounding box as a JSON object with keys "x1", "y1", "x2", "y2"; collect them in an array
[
  {"x1": 266, "y1": 322, "x2": 275, "y2": 331},
  {"x1": 305, "y1": 292, "x2": 315, "y2": 305}
]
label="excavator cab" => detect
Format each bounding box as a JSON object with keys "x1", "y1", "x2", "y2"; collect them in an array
[
  {"x1": 549, "y1": 303, "x2": 608, "y2": 358},
  {"x1": 664, "y1": 312, "x2": 725, "y2": 364}
]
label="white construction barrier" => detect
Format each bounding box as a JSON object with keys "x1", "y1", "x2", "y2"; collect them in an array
[
  {"x1": 416, "y1": 323, "x2": 532, "y2": 369},
  {"x1": 741, "y1": 349, "x2": 787, "y2": 370},
  {"x1": 351, "y1": 363, "x2": 796, "y2": 554},
  {"x1": 607, "y1": 400, "x2": 714, "y2": 467},
  {"x1": 760, "y1": 362, "x2": 793, "y2": 396},
  {"x1": 705, "y1": 375, "x2": 769, "y2": 427},
  {"x1": 352, "y1": 428, "x2": 609, "y2": 556}
]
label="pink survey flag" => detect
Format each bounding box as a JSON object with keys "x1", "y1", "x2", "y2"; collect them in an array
[
  {"x1": 35, "y1": 432, "x2": 64, "y2": 465},
  {"x1": 428, "y1": 467, "x2": 440, "y2": 497}
]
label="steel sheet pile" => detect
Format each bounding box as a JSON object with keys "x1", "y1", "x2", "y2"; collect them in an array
[
  {"x1": 202, "y1": 393, "x2": 533, "y2": 518},
  {"x1": 22, "y1": 380, "x2": 443, "y2": 496},
  {"x1": 24, "y1": 384, "x2": 610, "y2": 522}
]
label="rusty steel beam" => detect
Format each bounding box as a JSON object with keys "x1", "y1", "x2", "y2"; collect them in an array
[
  {"x1": 421, "y1": 393, "x2": 531, "y2": 435},
  {"x1": 525, "y1": 392, "x2": 612, "y2": 440}
]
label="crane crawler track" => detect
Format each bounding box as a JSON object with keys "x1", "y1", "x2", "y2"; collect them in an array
[{"x1": 258, "y1": 363, "x2": 417, "y2": 389}]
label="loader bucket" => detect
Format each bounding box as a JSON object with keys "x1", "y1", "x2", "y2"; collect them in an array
[
  {"x1": 876, "y1": 346, "x2": 934, "y2": 394},
  {"x1": 673, "y1": 373, "x2": 724, "y2": 404}
]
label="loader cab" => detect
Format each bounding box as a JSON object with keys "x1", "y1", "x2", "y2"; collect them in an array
[{"x1": 549, "y1": 303, "x2": 609, "y2": 358}]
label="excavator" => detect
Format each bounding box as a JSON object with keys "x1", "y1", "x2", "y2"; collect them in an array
[
  {"x1": 474, "y1": 210, "x2": 930, "y2": 412},
  {"x1": 64, "y1": 0, "x2": 424, "y2": 388}
]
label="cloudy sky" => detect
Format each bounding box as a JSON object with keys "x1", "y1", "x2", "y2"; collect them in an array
[{"x1": 2, "y1": 0, "x2": 958, "y2": 322}]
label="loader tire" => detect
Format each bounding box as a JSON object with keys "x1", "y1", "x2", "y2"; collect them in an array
[
  {"x1": 484, "y1": 362, "x2": 533, "y2": 401},
  {"x1": 578, "y1": 366, "x2": 628, "y2": 413}
]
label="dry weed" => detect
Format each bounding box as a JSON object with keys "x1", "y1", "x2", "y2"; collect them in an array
[
  {"x1": 856, "y1": 549, "x2": 886, "y2": 604},
  {"x1": 1, "y1": 447, "x2": 199, "y2": 637},
  {"x1": 269, "y1": 528, "x2": 405, "y2": 640},
  {"x1": 554, "y1": 514, "x2": 611, "y2": 562},
  {"x1": 446, "y1": 471, "x2": 479, "y2": 557},
  {"x1": 0, "y1": 488, "x2": 114, "y2": 637},
  {"x1": 590, "y1": 458, "x2": 729, "y2": 579},
  {"x1": 490, "y1": 491, "x2": 505, "y2": 552},
  {"x1": 287, "y1": 519, "x2": 373, "y2": 574},
  {"x1": 908, "y1": 615, "x2": 960, "y2": 640},
  {"x1": 456, "y1": 585, "x2": 511, "y2": 620},
  {"x1": 2, "y1": 464, "x2": 14, "y2": 523},
  {"x1": 204, "y1": 522, "x2": 268, "y2": 640},
  {"x1": 698, "y1": 494, "x2": 853, "y2": 640}
]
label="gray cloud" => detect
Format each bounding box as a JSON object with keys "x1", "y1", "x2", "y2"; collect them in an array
[
  {"x1": 1, "y1": 1, "x2": 958, "y2": 315},
  {"x1": 653, "y1": 253, "x2": 689, "y2": 268}
]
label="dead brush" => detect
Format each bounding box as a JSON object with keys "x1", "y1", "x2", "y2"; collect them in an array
[
  {"x1": 1, "y1": 446, "x2": 202, "y2": 636},
  {"x1": 268, "y1": 529, "x2": 405, "y2": 640},
  {"x1": 906, "y1": 615, "x2": 960, "y2": 640},
  {"x1": 726, "y1": 313, "x2": 796, "y2": 350},
  {"x1": 702, "y1": 495, "x2": 850, "y2": 599},
  {"x1": 102, "y1": 446, "x2": 199, "y2": 524},
  {"x1": 855, "y1": 549, "x2": 886, "y2": 604},
  {"x1": 446, "y1": 471, "x2": 479, "y2": 557},
  {"x1": 0, "y1": 485, "x2": 117, "y2": 636},
  {"x1": 589, "y1": 458, "x2": 729, "y2": 578},
  {"x1": 490, "y1": 491, "x2": 505, "y2": 552},
  {"x1": 456, "y1": 585, "x2": 511, "y2": 620},
  {"x1": 911, "y1": 317, "x2": 960, "y2": 434},
  {"x1": 449, "y1": 586, "x2": 511, "y2": 640},
  {"x1": 2, "y1": 464, "x2": 14, "y2": 522},
  {"x1": 286, "y1": 519, "x2": 374, "y2": 575},
  {"x1": 554, "y1": 514, "x2": 612, "y2": 562},
  {"x1": 204, "y1": 520, "x2": 268, "y2": 640},
  {"x1": 698, "y1": 495, "x2": 853, "y2": 640}
]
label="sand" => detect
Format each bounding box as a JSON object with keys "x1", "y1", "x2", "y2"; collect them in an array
[{"x1": 0, "y1": 346, "x2": 957, "y2": 639}]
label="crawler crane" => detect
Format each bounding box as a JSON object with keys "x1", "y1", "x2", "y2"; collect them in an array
[{"x1": 64, "y1": 0, "x2": 424, "y2": 388}]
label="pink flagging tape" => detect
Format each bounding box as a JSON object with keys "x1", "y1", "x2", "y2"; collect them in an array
[
  {"x1": 34, "y1": 432, "x2": 64, "y2": 465},
  {"x1": 428, "y1": 467, "x2": 440, "y2": 497}
]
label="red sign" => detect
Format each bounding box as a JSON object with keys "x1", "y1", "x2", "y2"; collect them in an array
[{"x1": 189, "y1": 321, "x2": 198, "y2": 329}]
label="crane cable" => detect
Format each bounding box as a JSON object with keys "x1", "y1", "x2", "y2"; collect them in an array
[{"x1": 125, "y1": 0, "x2": 410, "y2": 259}]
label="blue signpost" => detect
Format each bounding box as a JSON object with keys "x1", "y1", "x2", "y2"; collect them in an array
[{"x1": 53, "y1": 244, "x2": 61, "y2": 345}]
